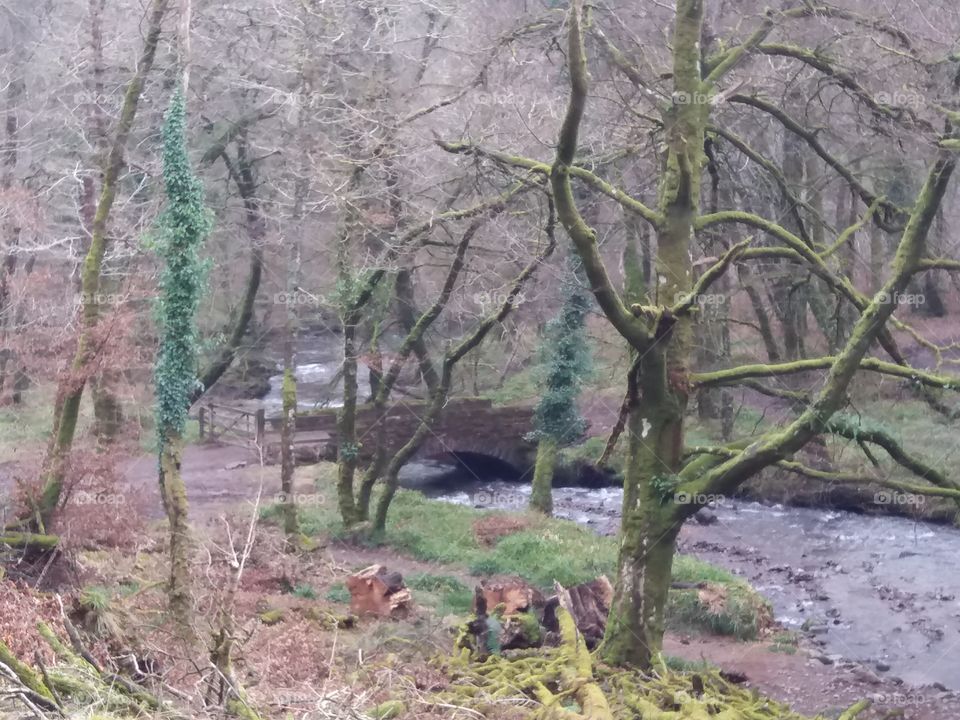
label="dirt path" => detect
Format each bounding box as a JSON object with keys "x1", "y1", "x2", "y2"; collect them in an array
[{"x1": 123, "y1": 442, "x2": 267, "y2": 519}]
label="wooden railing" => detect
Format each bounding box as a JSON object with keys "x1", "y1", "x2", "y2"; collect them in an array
[{"x1": 196, "y1": 402, "x2": 265, "y2": 449}]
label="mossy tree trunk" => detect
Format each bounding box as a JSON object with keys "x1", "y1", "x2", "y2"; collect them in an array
[
  {"x1": 159, "y1": 433, "x2": 193, "y2": 623},
  {"x1": 335, "y1": 313, "x2": 362, "y2": 527},
  {"x1": 529, "y1": 436, "x2": 558, "y2": 515},
  {"x1": 595, "y1": 0, "x2": 701, "y2": 668}
]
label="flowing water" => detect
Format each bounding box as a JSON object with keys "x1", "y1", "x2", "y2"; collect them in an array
[
  {"x1": 258, "y1": 329, "x2": 370, "y2": 411},
  {"x1": 420, "y1": 476, "x2": 960, "y2": 689},
  {"x1": 253, "y1": 332, "x2": 960, "y2": 688}
]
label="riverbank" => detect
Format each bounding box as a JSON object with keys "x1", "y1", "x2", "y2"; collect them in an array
[{"x1": 5, "y1": 451, "x2": 959, "y2": 718}]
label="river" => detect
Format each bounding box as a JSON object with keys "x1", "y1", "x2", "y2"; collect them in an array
[
  {"x1": 255, "y1": 335, "x2": 960, "y2": 689},
  {"x1": 420, "y1": 475, "x2": 960, "y2": 689}
]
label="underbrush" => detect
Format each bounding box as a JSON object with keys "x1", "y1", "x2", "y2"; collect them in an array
[{"x1": 261, "y1": 467, "x2": 772, "y2": 639}]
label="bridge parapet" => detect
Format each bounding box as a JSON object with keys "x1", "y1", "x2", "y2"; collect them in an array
[{"x1": 257, "y1": 397, "x2": 535, "y2": 471}]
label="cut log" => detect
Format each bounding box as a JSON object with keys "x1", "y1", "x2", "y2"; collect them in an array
[
  {"x1": 345, "y1": 565, "x2": 411, "y2": 618},
  {"x1": 474, "y1": 576, "x2": 544, "y2": 615},
  {"x1": 543, "y1": 576, "x2": 613, "y2": 649}
]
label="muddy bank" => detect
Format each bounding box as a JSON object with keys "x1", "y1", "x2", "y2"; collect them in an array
[{"x1": 740, "y1": 471, "x2": 960, "y2": 525}]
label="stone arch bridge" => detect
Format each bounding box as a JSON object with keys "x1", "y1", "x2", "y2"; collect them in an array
[{"x1": 199, "y1": 398, "x2": 537, "y2": 477}]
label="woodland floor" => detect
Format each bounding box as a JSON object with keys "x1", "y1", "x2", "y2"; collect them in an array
[
  {"x1": 6, "y1": 326, "x2": 960, "y2": 720},
  {"x1": 66, "y1": 447, "x2": 960, "y2": 718},
  {"x1": 1, "y1": 442, "x2": 958, "y2": 718}
]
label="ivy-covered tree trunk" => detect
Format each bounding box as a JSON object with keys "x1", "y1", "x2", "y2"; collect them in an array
[
  {"x1": 155, "y1": 88, "x2": 211, "y2": 626},
  {"x1": 528, "y1": 258, "x2": 591, "y2": 515}
]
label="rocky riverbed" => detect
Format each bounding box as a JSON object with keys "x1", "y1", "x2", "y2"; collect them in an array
[{"x1": 426, "y1": 478, "x2": 960, "y2": 691}]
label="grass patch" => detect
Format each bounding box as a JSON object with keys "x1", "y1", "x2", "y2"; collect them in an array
[
  {"x1": 768, "y1": 631, "x2": 800, "y2": 654},
  {"x1": 666, "y1": 583, "x2": 771, "y2": 641},
  {"x1": 263, "y1": 467, "x2": 773, "y2": 639},
  {"x1": 291, "y1": 583, "x2": 317, "y2": 600},
  {"x1": 407, "y1": 573, "x2": 474, "y2": 616},
  {"x1": 325, "y1": 582, "x2": 351, "y2": 604}
]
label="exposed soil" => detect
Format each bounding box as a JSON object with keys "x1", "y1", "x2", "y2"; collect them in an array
[{"x1": 665, "y1": 635, "x2": 959, "y2": 720}]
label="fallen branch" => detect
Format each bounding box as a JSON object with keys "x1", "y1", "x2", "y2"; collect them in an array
[{"x1": 0, "y1": 533, "x2": 59, "y2": 551}]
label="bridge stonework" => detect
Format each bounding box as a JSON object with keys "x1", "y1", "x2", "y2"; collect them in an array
[{"x1": 265, "y1": 398, "x2": 537, "y2": 472}]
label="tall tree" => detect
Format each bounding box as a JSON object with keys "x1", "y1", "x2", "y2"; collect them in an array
[
  {"x1": 31, "y1": 0, "x2": 169, "y2": 532},
  {"x1": 434, "y1": 0, "x2": 960, "y2": 669},
  {"x1": 554, "y1": 1, "x2": 959, "y2": 669},
  {"x1": 528, "y1": 257, "x2": 591, "y2": 515},
  {"x1": 154, "y1": 87, "x2": 211, "y2": 625}
]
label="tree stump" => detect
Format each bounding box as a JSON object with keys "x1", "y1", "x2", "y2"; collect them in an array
[
  {"x1": 542, "y1": 576, "x2": 613, "y2": 649},
  {"x1": 462, "y1": 576, "x2": 613, "y2": 655},
  {"x1": 474, "y1": 576, "x2": 544, "y2": 615},
  {"x1": 345, "y1": 565, "x2": 411, "y2": 618}
]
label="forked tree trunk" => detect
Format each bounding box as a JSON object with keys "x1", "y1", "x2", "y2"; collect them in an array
[
  {"x1": 600, "y1": 354, "x2": 685, "y2": 667},
  {"x1": 551, "y1": 0, "x2": 697, "y2": 670}
]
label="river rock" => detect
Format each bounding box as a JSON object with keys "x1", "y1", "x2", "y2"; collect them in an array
[
  {"x1": 694, "y1": 508, "x2": 718, "y2": 525},
  {"x1": 852, "y1": 667, "x2": 883, "y2": 685},
  {"x1": 876, "y1": 661, "x2": 891, "y2": 672}
]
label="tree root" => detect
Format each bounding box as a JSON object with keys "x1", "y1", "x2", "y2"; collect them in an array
[{"x1": 439, "y1": 609, "x2": 871, "y2": 719}]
